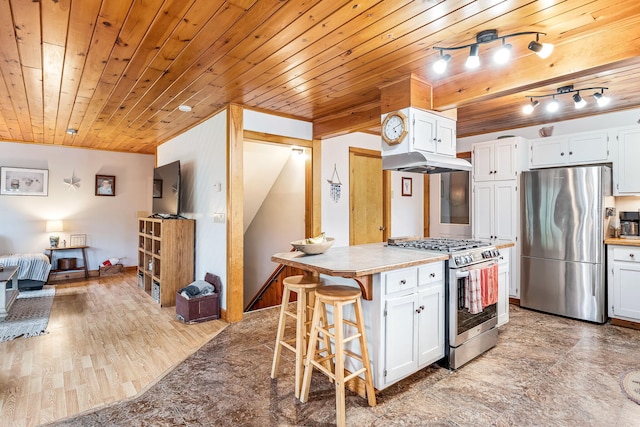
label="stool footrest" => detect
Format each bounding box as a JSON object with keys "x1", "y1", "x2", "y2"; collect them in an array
[
  {"x1": 343, "y1": 367, "x2": 366, "y2": 383},
  {"x1": 342, "y1": 333, "x2": 361, "y2": 344}
]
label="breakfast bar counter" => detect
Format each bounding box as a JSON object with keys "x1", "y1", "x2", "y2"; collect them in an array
[{"x1": 272, "y1": 242, "x2": 448, "y2": 300}]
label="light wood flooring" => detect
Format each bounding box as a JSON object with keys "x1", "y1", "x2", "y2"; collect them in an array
[{"x1": 0, "y1": 272, "x2": 227, "y2": 427}]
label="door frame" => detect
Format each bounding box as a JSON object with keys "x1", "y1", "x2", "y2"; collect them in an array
[{"x1": 227, "y1": 105, "x2": 320, "y2": 322}]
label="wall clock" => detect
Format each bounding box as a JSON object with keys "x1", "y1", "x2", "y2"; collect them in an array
[{"x1": 381, "y1": 110, "x2": 409, "y2": 145}]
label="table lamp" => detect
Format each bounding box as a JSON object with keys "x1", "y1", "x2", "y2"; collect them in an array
[{"x1": 46, "y1": 220, "x2": 63, "y2": 248}]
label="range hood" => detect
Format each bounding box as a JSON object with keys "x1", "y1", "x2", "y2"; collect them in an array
[{"x1": 382, "y1": 151, "x2": 472, "y2": 174}]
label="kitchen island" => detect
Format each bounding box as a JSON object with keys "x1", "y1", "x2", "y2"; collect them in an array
[
  {"x1": 271, "y1": 242, "x2": 448, "y2": 300},
  {"x1": 272, "y1": 242, "x2": 448, "y2": 391}
]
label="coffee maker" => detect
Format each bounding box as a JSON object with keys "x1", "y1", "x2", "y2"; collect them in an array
[{"x1": 619, "y1": 211, "x2": 640, "y2": 237}]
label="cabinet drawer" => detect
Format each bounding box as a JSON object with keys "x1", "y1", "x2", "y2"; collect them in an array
[
  {"x1": 613, "y1": 246, "x2": 640, "y2": 262},
  {"x1": 384, "y1": 268, "x2": 417, "y2": 295},
  {"x1": 418, "y1": 262, "x2": 443, "y2": 285}
]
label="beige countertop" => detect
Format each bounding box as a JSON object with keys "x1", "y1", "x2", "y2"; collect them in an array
[
  {"x1": 604, "y1": 237, "x2": 640, "y2": 247},
  {"x1": 495, "y1": 242, "x2": 515, "y2": 250},
  {"x1": 272, "y1": 242, "x2": 448, "y2": 300}
]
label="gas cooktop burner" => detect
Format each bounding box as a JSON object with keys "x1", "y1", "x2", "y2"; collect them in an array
[{"x1": 387, "y1": 237, "x2": 491, "y2": 253}]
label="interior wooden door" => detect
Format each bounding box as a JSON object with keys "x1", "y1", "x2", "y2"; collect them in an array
[{"x1": 349, "y1": 147, "x2": 387, "y2": 245}]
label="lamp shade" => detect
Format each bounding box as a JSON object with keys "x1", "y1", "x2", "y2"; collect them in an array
[{"x1": 46, "y1": 220, "x2": 63, "y2": 233}]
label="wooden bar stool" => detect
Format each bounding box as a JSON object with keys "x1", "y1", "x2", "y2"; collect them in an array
[
  {"x1": 270, "y1": 274, "x2": 322, "y2": 399},
  {"x1": 300, "y1": 285, "x2": 376, "y2": 427}
]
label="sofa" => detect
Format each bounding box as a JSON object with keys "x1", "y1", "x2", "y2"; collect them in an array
[{"x1": 0, "y1": 253, "x2": 51, "y2": 290}]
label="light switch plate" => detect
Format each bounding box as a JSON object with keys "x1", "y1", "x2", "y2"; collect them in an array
[
  {"x1": 605, "y1": 207, "x2": 616, "y2": 217},
  {"x1": 213, "y1": 213, "x2": 225, "y2": 223}
]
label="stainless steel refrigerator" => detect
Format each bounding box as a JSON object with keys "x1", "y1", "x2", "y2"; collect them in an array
[{"x1": 520, "y1": 165, "x2": 612, "y2": 323}]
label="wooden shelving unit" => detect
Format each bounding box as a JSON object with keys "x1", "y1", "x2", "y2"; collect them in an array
[{"x1": 137, "y1": 217, "x2": 195, "y2": 307}]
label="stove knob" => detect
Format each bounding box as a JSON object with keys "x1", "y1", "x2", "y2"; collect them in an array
[{"x1": 454, "y1": 256, "x2": 461, "y2": 265}]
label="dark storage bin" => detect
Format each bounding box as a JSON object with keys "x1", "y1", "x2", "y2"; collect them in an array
[
  {"x1": 175, "y1": 272, "x2": 222, "y2": 323},
  {"x1": 176, "y1": 292, "x2": 219, "y2": 323},
  {"x1": 58, "y1": 257, "x2": 76, "y2": 270}
]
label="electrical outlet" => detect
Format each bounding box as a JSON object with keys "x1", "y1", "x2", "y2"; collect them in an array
[
  {"x1": 605, "y1": 207, "x2": 616, "y2": 217},
  {"x1": 213, "y1": 213, "x2": 225, "y2": 223}
]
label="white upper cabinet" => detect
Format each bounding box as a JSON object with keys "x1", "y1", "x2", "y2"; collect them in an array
[
  {"x1": 529, "y1": 131, "x2": 609, "y2": 168},
  {"x1": 472, "y1": 138, "x2": 520, "y2": 181},
  {"x1": 411, "y1": 108, "x2": 456, "y2": 156},
  {"x1": 613, "y1": 127, "x2": 640, "y2": 195}
]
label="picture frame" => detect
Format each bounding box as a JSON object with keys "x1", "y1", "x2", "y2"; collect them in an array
[
  {"x1": 153, "y1": 179, "x2": 163, "y2": 198},
  {"x1": 95, "y1": 174, "x2": 116, "y2": 196},
  {"x1": 70, "y1": 234, "x2": 86, "y2": 247},
  {"x1": 402, "y1": 177, "x2": 412, "y2": 196},
  {"x1": 0, "y1": 167, "x2": 49, "y2": 196}
]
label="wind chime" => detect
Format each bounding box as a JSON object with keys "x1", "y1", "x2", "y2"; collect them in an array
[{"x1": 327, "y1": 164, "x2": 342, "y2": 203}]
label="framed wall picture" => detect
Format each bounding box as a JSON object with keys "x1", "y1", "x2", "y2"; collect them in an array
[
  {"x1": 402, "y1": 177, "x2": 412, "y2": 196},
  {"x1": 70, "y1": 234, "x2": 87, "y2": 247},
  {"x1": 0, "y1": 167, "x2": 49, "y2": 196},
  {"x1": 153, "y1": 179, "x2": 163, "y2": 198},
  {"x1": 95, "y1": 175, "x2": 116, "y2": 196}
]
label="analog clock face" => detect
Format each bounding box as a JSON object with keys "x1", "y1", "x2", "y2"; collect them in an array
[{"x1": 382, "y1": 112, "x2": 408, "y2": 145}]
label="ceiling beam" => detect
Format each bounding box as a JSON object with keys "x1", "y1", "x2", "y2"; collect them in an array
[
  {"x1": 313, "y1": 101, "x2": 380, "y2": 140},
  {"x1": 433, "y1": 21, "x2": 640, "y2": 110}
]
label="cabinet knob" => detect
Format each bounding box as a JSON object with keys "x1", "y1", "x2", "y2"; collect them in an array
[
  {"x1": 415, "y1": 305, "x2": 425, "y2": 313},
  {"x1": 429, "y1": 272, "x2": 436, "y2": 278},
  {"x1": 494, "y1": 170, "x2": 497, "y2": 174},
  {"x1": 569, "y1": 151, "x2": 573, "y2": 155},
  {"x1": 630, "y1": 253, "x2": 635, "y2": 259},
  {"x1": 560, "y1": 152, "x2": 565, "y2": 156},
  {"x1": 400, "y1": 279, "x2": 406, "y2": 285},
  {"x1": 489, "y1": 171, "x2": 493, "y2": 174},
  {"x1": 437, "y1": 139, "x2": 442, "y2": 143}
]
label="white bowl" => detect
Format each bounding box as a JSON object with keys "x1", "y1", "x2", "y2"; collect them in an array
[{"x1": 290, "y1": 237, "x2": 335, "y2": 255}]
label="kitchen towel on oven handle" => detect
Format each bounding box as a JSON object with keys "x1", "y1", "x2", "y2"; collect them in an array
[{"x1": 463, "y1": 261, "x2": 498, "y2": 314}]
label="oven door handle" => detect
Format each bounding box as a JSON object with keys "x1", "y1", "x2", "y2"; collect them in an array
[{"x1": 454, "y1": 260, "x2": 498, "y2": 278}]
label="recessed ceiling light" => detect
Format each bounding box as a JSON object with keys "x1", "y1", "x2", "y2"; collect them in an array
[
  {"x1": 66, "y1": 128, "x2": 78, "y2": 135},
  {"x1": 178, "y1": 105, "x2": 192, "y2": 112}
]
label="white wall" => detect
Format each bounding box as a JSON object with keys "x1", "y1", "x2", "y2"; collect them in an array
[
  {"x1": 321, "y1": 132, "x2": 424, "y2": 245},
  {"x1": 244, "y1": 154, "x2": 305, "y2": 307},
  {"x1": 157, "y1": 110, "x2": 228, "y2": 306},
  {"x1": 158, "y1": 108, "x2": 314, "y2": 310},
  {"x1": 0, "y1": 141, "x2": 154, "y2": 269}
]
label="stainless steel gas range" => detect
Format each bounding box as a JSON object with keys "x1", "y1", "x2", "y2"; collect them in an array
[{"x1": 387, "y1": 237, "x2": 501, "y2": 369}]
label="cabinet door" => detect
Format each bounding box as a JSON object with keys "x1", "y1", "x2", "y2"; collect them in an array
[
  {"x1": 417, "y1": 283, "x2": 444, "y2": 366},
  {"x1": 412, "y1": 109, "x2": 437, "y2": 153},
  {"x1": 473, "y1": 182, "x2": 494, "y2": 240},
  {"x1": 494, "y1": 181, "x2": 517, "y2": 241},
  {"x1": 493, "y1": 140, "x2": 516, "y2": 180},
  {"x1": 569, "y1": 132, "x2": 608, "y2": 164},
  {"x1": 530, "y1": 137, "x2": 568, "y2": 168},
  {"x1": 615, "y1": 128, "x2": 640, "y2": 195},
  {"x1": 612, "y1": 263, "x2": 640, "y2": 320},
  {"x1": 436, "y1": 118, "x2": 456, "y2": 156},
  {"x1": 472, "y1": 143, "x2": 495, "y2": 182},
  {"x1": 384, "y1": 294, "x2": 418, "y2": 384},
  {"x1": 497, "y1": 249, "x2": 510, "y2": 326}
]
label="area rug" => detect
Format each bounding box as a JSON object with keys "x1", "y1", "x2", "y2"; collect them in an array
[
  {"x1": 621, "y1": 370, "x2": 640, "y2": 405},
  {"x1": 0, "y1": 288, "x2": 55, "y2": 342}
]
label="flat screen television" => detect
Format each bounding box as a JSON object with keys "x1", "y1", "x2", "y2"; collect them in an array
[{"x1": 152, "y1": 160, "x2": 181, "y2": 217}]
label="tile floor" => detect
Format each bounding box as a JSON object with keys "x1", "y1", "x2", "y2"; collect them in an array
[{"x1": 47, "y1": 305, "x2": 640, "y2": 426}]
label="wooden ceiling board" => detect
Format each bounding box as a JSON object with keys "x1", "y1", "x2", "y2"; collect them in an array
[{"x1": 0, "y1": 0, "x2": 639, "y2": 153}]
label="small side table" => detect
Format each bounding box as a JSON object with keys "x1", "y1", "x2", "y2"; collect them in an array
[
  {"x1": 45, "y1": 246, "x2": 89, "y2": 279},
  {"x1": 0, "y1": 266, "x2": 19, "y2": 320}
]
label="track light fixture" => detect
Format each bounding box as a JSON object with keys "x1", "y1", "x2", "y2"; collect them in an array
[
  {"x1": 432, "y1": 29, "x2": 553, "y2": 74},
  {"x1": 522, "y1": 85, "x2": 610, "y2": 115}
]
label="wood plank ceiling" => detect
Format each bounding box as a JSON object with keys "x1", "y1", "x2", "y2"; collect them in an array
[{"x1": 1, "y1": 0, "x2": 639, "y2": 154}]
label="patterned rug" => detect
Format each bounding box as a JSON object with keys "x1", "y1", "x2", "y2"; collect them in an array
[
  {"x1": 621, "y1": 370, "x2": 640, "y2": 405},
  {"x1": 0, "y1": 288, "x2": 55, "y2": 342}
]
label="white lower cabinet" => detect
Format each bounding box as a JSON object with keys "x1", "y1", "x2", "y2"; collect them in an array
[
  {"x1": 497, "y1": 248, "x2": 510, "y2": 326},
  {"x1": 358, "y1": 261, "x2": 445, "y2": 390},
  {"x1": 608, "y1": 245, "x2": 640, "y2": 322}
]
